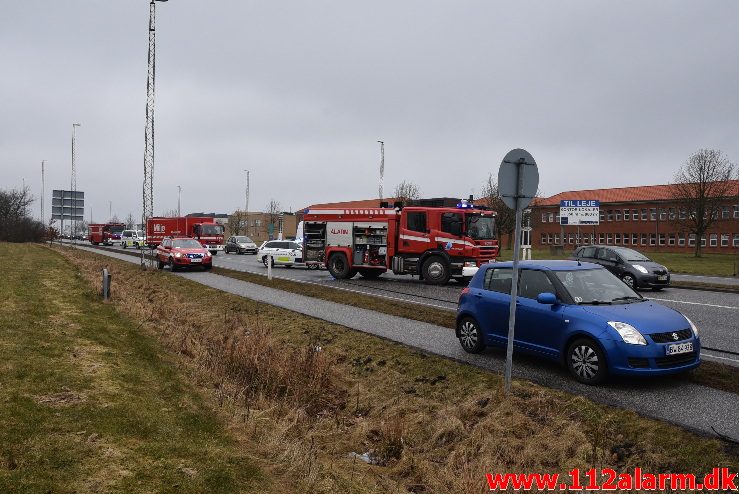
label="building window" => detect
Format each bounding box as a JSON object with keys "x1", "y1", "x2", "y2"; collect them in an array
[
  {"x1": 688, "y1": 234, "x2": 696, "y2": 246},
  {"x1": 734, "y1": 234, "x2": 739, "y2": 247},
  {"x1": 649, "y1": 234, "x2": 656, "y2": 246},
  {"x1": 701, "y1": 236, "x2": 706, "y2": 247},
  {"x1": 632, "y1": 233, "x2": 638, "y2": 244},
  {"x1": 640, "y1": 233, "x2": 647, "y2": 245},
  {"x1": 709, "y1": 234, "x2": 718, "y2": 247},
  {"x1": 641, "y1": 209, "x2": 648, "y2": 221},
  {"x1": 658, "y1": 234, "x2": 665, "y2": 246},
  {"x1": 607, "y1": 233, "x2": 613, "y2": 244},
  {"x1": 622, "y1": 234, "x2": 629, "y2": 245},
  {"x1": 669, "y1": 208, "x2": 676, "y2": 220},
  {"x1": 554, "y1": 234, "x2": 559, "y2": 244},
  {"x1": 555, "y1": 213, "x2": 560, "y2": 223},
  {"x1": 255, "y1": 219, "x2": 262, "y2": 227},
  {"x1": 632, "y1": 209, "x2": 638, "y2": 221},
  {"x1": 712, "y1": 209, "x2": 719, "y2": 220},
  {"x1": 598, "y1": 233, "x2": 605, "y2": 243},
  {"x1": 679, "y1": 208, "x2": 687, "y2": 220},
  {"x1": 659, "y1": 208, "x2": 667, "y2": 221},
  {"x1": 541, "y1": 213, "x2": 547, "y2": 223},
  {"x1": 650, "y1": 208, "x2": 657, "y2": 221},
  {"x1": 569, "y1": 233, "x2": 575, "y2": 244},
  {"x1": 734, "y1": 205, "x2": 739, "y2": 219},
  {"x1": 721, "y1": 234, "x2": 729, "y2": 247},
  {"x1": 541, "y1": 233, "x2": 547, "y2": 244},
  {"x1": 615, "y1": 210, "x2": 622, "y2": 221},
  {"x1": 623, "y1": 210, "x2": 630, "y2": 221},
  {"x1": 722, "y1": 206, "x2": 730, "y2": 219},
  {"x1": 599, "y1": 210, "x2": 605, "y2": 222},
  {"x1": 668, "y1": 234, "x2": 675, "y2": 246},
  {"x1": 614, "y1": 233, "x2": 621, "y2": 244},
  {"x1": 548, "y1": 213, "x2": 554, "y2": 223},
  {"x1": 607, "y1": 210, "x2": 613, "y2": 222},
  {"x1": 678, "y1": 234, "x2": 685, "y2": 246}
]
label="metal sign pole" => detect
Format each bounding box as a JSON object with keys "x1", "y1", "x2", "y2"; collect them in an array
[
  {"x1": 504, "y1": 165, "x2": 524, "y2": 395},
  {"x1": 497, "y1": 149, "x2": 539, "y2": 396}
]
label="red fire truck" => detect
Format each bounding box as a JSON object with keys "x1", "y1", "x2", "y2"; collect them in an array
[
  {"x1": 88, "y1": 223, "x2": 126, "y2": 246},
  {"x1": 146, "y1": 216, "x2": 225, "y2": 254},
  {"x1": 302, "y1": 198, "x2": 498, "y2": 284}
]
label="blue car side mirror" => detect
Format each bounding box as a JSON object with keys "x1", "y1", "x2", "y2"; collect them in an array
[{"x1": 537, "y1": 292, "x2": 557, "y2": 305}]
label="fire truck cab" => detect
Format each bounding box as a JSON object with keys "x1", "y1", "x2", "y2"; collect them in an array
[{"x1": 303, "y1": 199, "x2": 497, "y2": 285}]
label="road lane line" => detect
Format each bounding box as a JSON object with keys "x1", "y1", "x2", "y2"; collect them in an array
[
  {"x1": 646, "y1": 298, "x2": 738, "y2": 310},
  {"x1": 702, "y1": 353, "x2": 739, "y2": 365}
]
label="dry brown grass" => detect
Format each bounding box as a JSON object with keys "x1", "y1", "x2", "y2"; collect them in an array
[{"x1": 53, "y1": 245, "x2": 738, "y2": 493}]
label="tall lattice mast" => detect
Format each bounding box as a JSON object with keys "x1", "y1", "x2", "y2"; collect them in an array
[
  {"x1": 143, "y1": 0, "x2": 158, "y2": 230},
  {"x1": 71, "y1": 123, "x2": 80, "y2": 241}
]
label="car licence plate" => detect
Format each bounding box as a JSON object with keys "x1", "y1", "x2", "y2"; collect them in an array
[
  {"x1": 657, "y1": 275, "x2": 667, "y2": 281},
  {"x1": 190, "y1": 258, "x2": 202, "y2": 263},
  {"x1": 277, "y1": 256, "x2": 291, "y2": 262},
  {"x1": 666, "y1": 342, "x2": 693, "y2": 355}
]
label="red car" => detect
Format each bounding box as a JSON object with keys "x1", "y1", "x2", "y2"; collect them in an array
[{"x1": 156, "y1": 237, "x2": 213, "y2": 271}]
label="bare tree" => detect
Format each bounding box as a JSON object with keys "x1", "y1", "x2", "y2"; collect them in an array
[
  {"x1": 0, "y1": 186, "x2": 46, "y2": 242},
  {"x1": 110, "y1": 215, "x2": 121, "y2": 224},
  {"x1": 479, "y1": 174, "x2": 515, "y2": 248},
  {"x1": 161, "y1": 209, "x2": 179, "y2": 218},
  {"x1": 229, "y1": 210, "x2": 246, "y2": 236},
  {"x1": 264, "y1": 200, "x2": 281, "y2": 239},
  {"x1": 670, "y1": 149, "x2": 736, "y2": 257},
  {"x1": 392, "y1": 180, "x2": 421, "y2": 203},
  {"x1": 124, "y1": 212, "x2": 136, "y2": 229}
]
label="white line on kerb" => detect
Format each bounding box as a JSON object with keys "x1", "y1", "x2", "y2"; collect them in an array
[
  {"x1": 701, "y1": 352, "x2": 739, "y2": 365},
  {"x1": 646, "y1": 298, "x2": 738, "y2": 310}
]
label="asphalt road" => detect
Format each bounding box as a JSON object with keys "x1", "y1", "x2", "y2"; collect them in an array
[
  {"x1": 63, "y1": 243, "x2": 739, "y2": 441},
  {"x1": 66, "y1": 242, "x2": 739, "y2": 364}
]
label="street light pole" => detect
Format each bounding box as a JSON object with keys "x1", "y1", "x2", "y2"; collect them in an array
[
  {"x1": 71, "y1": 123, "x2": 81, "y2": 243},
  {"x1": 244, "y1": 169, "x2": 249, "y2": 235},
  {"x1": 177, "y1": 185, "x2": 181, "y2": 216},
  {"x1": 377, "y1": 140, "x2": 384, "y2": 200},
  {"x1": 41, "y1": 160, "x2": 46, "y2": 227}
]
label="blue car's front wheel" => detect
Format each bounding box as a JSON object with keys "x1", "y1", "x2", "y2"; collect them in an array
[
  {"x1": 458, "y1": 317, "x2": 485, "y2": 354},
  {"x1": 567, "y1": 338, "x2": 607, "y2": 385}
]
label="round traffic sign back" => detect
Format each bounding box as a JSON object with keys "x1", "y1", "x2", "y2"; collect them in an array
[{"x1": 497, "y1": 148, "x2": 539, "y2": 210}]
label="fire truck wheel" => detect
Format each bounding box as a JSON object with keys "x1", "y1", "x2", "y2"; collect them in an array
[
  {"x1": 168, "y1": 257, "x2": 178, "y2": 272},
  {"x1": 327, "y1": 253, "x2": 351, "y2": 279},
  {"x1": 422, "y1": 256, "x2": 451, "y2": 285},
  {"x1": 358, "y1": 269, "x2": 382, "y2": 280}
]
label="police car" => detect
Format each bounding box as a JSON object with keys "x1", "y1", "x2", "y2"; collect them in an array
[
  {"x1": 121, "y1": 230, "x2": 146, "y2": 249},
  {"x1": 257, "y1": 240, "x2": 303, "y2": 268}
]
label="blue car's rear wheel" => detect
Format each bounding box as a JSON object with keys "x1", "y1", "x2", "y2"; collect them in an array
[
  {"x1": 567, "y1": 338, "x2": 607, "y2": 385},
  {"x1": 458, "y1": 317, "x2": 485, "y2": 354}
]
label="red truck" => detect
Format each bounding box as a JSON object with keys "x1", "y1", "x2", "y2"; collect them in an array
[
  {"x1": 146, "y1": 216, "x2": 225, "y2": 254},
  {"x1": 302, "y1": 198, "x2": 498, "y2": 284},
  {"x1": 88, "y1": 223, "x2": 126, "y2": 246}
]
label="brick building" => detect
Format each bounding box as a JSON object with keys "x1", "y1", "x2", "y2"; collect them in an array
[
  {"x1": 227, "y1": 211, "x2": 297, "y2": 243},
  {"x1": 530, "y1": 181, "x2": 739, "y2": 253}
]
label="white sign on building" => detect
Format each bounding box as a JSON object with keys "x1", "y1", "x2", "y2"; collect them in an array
[{"x1": 559, "y1": 200, "x2": 600, "y2": 226}]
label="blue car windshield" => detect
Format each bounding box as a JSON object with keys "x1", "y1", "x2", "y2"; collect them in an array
[{"x1": 554, "y1": 268, "x2": 642, "y2": 304}]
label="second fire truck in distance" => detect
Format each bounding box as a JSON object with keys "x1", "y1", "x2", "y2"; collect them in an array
[
  {"x1": 88, "y1": 222, "x2": 126, "y2": 246},
  {"x1": 302, "y1": 198, "x2": 498, "y2": 284},
  {"x1": 146, "y1": 216, "x2": 225, "y2": 254}
]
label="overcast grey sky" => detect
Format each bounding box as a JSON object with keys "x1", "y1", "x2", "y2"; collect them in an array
[{"x1": 2, "y1": 1, "x2": 738, "y2": 222}]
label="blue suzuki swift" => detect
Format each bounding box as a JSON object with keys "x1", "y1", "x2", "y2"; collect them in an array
[{"x1": 456, "y1": 261, "x2": 701, "y2": 384}]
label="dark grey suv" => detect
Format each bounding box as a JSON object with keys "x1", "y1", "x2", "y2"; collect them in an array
[{"x1": 570, "y1": 245, "x2": 670, "y2": 290}]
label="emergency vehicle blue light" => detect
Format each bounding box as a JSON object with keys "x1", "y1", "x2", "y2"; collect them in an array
[{"x1": 456, "y1": 201, "x2": 473, "y2": 209}]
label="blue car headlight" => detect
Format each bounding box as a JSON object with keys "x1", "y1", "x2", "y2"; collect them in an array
[
  {"x1": 684, "y1": 315, "x2": 699, "y2": 337},
  {"x1": 608, "y1": 321, "x2": 647, "y2": 345}
]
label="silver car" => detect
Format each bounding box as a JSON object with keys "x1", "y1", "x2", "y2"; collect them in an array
[{"x1": 224, "y1": 235, "x2": 258, "y2": 254}]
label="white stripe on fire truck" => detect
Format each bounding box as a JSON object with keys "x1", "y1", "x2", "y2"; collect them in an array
[
  {"x1": 435, "y1": 237, "x2": 475, "y2": 247},
  {"x1": 400, "y1": 234, "x2": 431, "y2": 243},
  {"x1": 306, "y1": 209, "x2": 397, "y2": 216}
]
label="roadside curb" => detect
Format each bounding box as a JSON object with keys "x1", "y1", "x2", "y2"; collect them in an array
[{"x1": 671, "y1": 281, "x2": 739, "y2": 294}]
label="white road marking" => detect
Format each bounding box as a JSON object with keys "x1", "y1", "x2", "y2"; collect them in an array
[
  {"x1": 646, "y1": 297, "x2": 738, "y2": 310},
  {"x1": 702, "y1": 352, "x2": 739, "y2": 365}
]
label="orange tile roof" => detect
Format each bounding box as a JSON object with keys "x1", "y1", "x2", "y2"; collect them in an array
[
  {"x1": 302, "y1": 197, "x2": 398, "y2": 211},
  {"x1": 533, "y1": 180, "x2": 739, "y2": 207}
]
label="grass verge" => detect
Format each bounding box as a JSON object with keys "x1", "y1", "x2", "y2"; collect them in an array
[
  {"x1": 0, "y1": 243, "x2": 264, "y2": 493},
  {"x1": 35, "y1": 243, "x2": 739, "y2": 492},
  {"x1": 78, "y1": 244, "x2": 739, "y2": 396}
]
